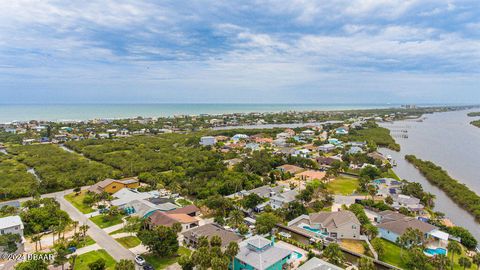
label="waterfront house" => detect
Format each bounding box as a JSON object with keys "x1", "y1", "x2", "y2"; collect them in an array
[
  {"x1": 391, "y1": 194, "x2": 424, "y2": 213},
  {"x1": 200, "y1": 136, "x2": 216, "y2": 146},
  {"x1": 88, "y1": 178, "x2": 140, "y2": 194},
  {"x1": 297, "y1": 257, "x2": 343, "y2": 270},
  {"x1": 347, "y1": 146, "x2": 363, "y2": 155},
  {"x1": 111, "y1": 188, "x2": 155, "y2": 207},
  {"x1": 376, "y1": 210, "x2": 448, "y2": 249},
  {"x1": 233, "y1": 235, "x2": 293, "y2": 270},
  {"x1": 182, "y1": 223, "x2": 242, "y2": 249},
  {"x1": 372, "y1": 178, "x2": 402, "y2": 197}
]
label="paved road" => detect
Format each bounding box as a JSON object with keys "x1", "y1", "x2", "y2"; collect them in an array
[{"x1": 55, "y1": 193, "x2": 135, "y2": 261}]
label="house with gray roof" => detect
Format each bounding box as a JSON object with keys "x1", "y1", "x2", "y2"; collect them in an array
[
  {"x1": 376, "y1": 211, "x2": 444, "y2": 244},
  {"x1": 182, "y1": 223, "x2": 242, "y2": 249},
  {"x1": 391, "y1": 194, "x2": 424, "y2": 213},
  {"x1": 297, "y1": 257, "x2": 343, "y2": 270},
  {"x1": 286, "y1": 211, "x2": 361, "y2": 241},
  {"x1": 232, "y1": 235, "x2": 293, "y2": 270},
  {"x1": 269, "y1": 189, "x2": 299, "y2": 210}
]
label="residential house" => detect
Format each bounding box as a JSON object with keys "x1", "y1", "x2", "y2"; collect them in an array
[
  {"x1": 347, "y1": 146, "x2": 363, "y2": 155},
  {"x1": 233, "y1": 235, "x2": 293, "y2": 270},
  {"x1": 272, "y1": 138, "x2": 288, "y2": 147},
  {"x1": 391, "y1": 194, "x2": 424, "y2": 213},
  {"x1": 110, "y1": 188, "x2": 155, "y2": 207},
  {"x1": 327, "y1": 138, "x2": 342, "y2": 146},
  {"x1": 282, "y1": 211, "x2": 361, "y2": 242},
  {"x1": 123, "y1": 199, "x2": 177, "y2": 218},
  {"x1": 269, "y1": 189, "x2": 299, "y2": 209},
  {"x1": 376, "y1": 211, "x2": 448, "y2": 249},
  {"x1": 316, "y1": 156, "x2": 341, "y2": 167},
  {"x1": 88, "y1": 178, "x2": 140, "y2": 194},
  {"x1": 148, "y1": 211, "x2": 199, "y2": 232},
  {"x1": 301, "y1": 129, "x2": 315, "y2": 138},
  {"x1": 166, "y1": 205, "x2": 201, "y2": 217},
  {"x1": 246, "y1": 143, "x2": 261, "y2": 151},
  {"x1": 372, "y1": 178, "x2": 402, "y2": 197},
  {"x1": 182, "y1": 223, "x2": 242, "y2": 249},
  {"x1": 335, "y1": 127, "x2": 349, "y2": 135},
  {"x1": 293, "y1": 149, "x2": 310, "y2": 158},
  {"x1": 200, "y1": 136, "x2": 216, "y2": 146},
  {"x1": 0, "y1": 216, "x2": 25, "y2": 253},
  {"x1": 318, "y1": 144, "x2": 336, "y2": 152},
  {"x1": 224, "y1": 158, "x2": 243, "y2": 169},
  {"x1": 367, "y1": 152, "x2": 388, "y2": 162},
  {"x1": 232, "y1": 134, "x2": 249, "y2": 142},
  {"x1": 297, "y1": 257, "x2": 344, "y2": 270}
]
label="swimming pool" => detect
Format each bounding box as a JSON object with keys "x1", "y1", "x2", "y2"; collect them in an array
[
  {"x1": 293, "y1": 251, "x2": 303, "y2": 259},
  {"x1": 301, "y1": 225, "x2": 329, "y2": 237},
  {"x1": 424, "y1": 248, "x2": 447, "y2": 256}
]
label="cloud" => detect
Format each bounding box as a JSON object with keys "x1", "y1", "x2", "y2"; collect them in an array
[{"x1": 0, "y1": 0, "x2": 479, "y2": 104}]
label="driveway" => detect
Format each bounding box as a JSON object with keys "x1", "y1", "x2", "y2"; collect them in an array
[{"x1": 55, "y1": 192, "x2": 135, "y2": 261}]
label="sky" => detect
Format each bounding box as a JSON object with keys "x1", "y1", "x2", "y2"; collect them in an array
[{"x1": 0, "y1": 0, "x2": 480, "y2": 104}]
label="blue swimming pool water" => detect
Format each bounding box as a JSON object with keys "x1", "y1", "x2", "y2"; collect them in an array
[
  {"x1": 424, "y1": 248, "x2": 447, "y2": 256},
  {"x1": 301, "y1": 225, "x2": 328, "y2": 237},
  {"x1": 294, "y1": 251, "x2": 303, "y2": 259}
]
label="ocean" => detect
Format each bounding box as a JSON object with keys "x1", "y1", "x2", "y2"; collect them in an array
[{"x1": 0, "y1": 103, "x2": 396, "y2": 123}]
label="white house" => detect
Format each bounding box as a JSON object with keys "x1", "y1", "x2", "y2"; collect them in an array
[
  {"x1": 0, "y1": 216, "x2": 24, "y2": 237},
  {"x1": 0, "y1": 216, "x2": 25, "y2": 253},
  {"x1": 200, "y1": 136, "x2": 216, "y2": 146}
]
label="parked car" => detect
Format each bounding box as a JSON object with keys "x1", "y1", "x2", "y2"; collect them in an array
[
  {"x1": 143, "y1": 263, "x2": 154, "y2": 270},
  {"x1": 135, "y1": 255, "x2": 146, "y2": 266}
]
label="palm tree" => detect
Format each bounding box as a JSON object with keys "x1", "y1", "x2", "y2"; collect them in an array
[
  {"x1": 72, "y1": 221, "x2": 79, "y2": 234},
  {"x1": 31, "y1": 235, "x2": 40, "y2": 252},
  {"x1": 447, "y1": 241, "x2": 462, "y2": 270},
  {"x1": 473, "y1": 253, "x2": 480, "y2": 270},
  {"x1": 431, "y1": 254, "x2": 450, "y2": 270},
  {"x1": 80, "y1": 224, "x2": 90, "y2": 244},
  {"x1": 225, "y1": 242, "x2": 239, "y2": 269},
  {"x1": 323, "y1": 243, "x2": 345, "y2": 266},
  {"x1": 459, "y1": 257, "x2": 472, "y2": 270},
  {"x1": 228, "y1": 209, "x2": 244, "y2": 228}
]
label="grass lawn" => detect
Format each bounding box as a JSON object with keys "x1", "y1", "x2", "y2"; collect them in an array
[
  {"x1": 65, "y1": 191, "x2": 95, "y2": 214},
  {"x1": 175, "y1": 198, "x2": 192, "y2": 206},
  {"x1": 377, "y1": 239, "x2": 408, "y2": 269},
  {"x1": 116, "y1": 236, "x2": 141, "y2": 248},
  {"x1": 89, "y1": 215, "x2": 123, "y2": 229},
  {"x1": 378, "y1": 239, "x2": 475, "y2": 270},
  {"x1": 74, "y1": 249, "x2": 116, "y2": 270},
  {"x1": 339, "y1": 239, "x2": 366, "y2": 255},
  {"x1": 327, "y1": 176, "x2": 360, "y2": 195},
  {"x1": 76, "y1": 236, "x2": 96, "y2": 248},
  {"x1": 109, "y1": 228, "x2": 126, "y2": 235},
  {"x1": 145, "y1": 247, "x2": 192, "y2": 269}
]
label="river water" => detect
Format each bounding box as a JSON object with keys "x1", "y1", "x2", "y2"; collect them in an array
[{"x1": 379, "y1": 109, "x2": 480, "y2": 241}]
